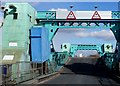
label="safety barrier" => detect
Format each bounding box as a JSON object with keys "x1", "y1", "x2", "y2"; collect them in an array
[
  {"x1": 1, "y1": 52, "x2": 69, "y2": 85},
  {"x1": 1, "y1": 60, "x2": 57, "y2": 85}
]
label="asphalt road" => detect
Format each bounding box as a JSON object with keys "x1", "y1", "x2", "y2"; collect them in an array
[{"x1": 39, "y1": 57, "x2": 120, "y2": 85}]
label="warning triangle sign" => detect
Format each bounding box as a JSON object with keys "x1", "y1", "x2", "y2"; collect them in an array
[
  {"x1": 92, "y1": 11, "x2": 101, "y2": 19},
  {"x1": 66, "y1": 11, "x2": 76, "y2": 20}
]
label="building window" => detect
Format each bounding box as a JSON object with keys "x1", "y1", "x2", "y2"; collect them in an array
[{"x1": 13, "y1": 13, "x2": 18, "y2": 19}]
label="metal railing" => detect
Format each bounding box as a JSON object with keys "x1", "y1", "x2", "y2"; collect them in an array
[
  {"x1": 1, "y1": 60, "x2": 57, "y2": 85},
  {"x1": 0, "y1": 52, "x2": 69, "y2": 85}
]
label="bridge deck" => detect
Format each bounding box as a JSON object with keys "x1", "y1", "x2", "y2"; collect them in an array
[{"x1": 39, "y1": 57, "x2": 120, "y2": 85}]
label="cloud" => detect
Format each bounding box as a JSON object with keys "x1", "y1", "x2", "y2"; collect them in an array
[
  {"x1": 76, "y1": 32, "x2": 89, "y2": 37},
  {"x1": 58, "y1": 28, "x2": 85, "y2": 33},
  {"x1": 49, "y1": 8, "x2": 68, "y2": 11},
  {"x1": 58, "y1": 29, "x2": 115, "y2": 41},
  {"x1": 57, "y1": 29, "x2": 115, "y2": 41},
  {"x1": 76, "y1": 30, "x2": 115, "y2": 41},
  {"x1": 91, "y1": 30, "x2": 114, "y2": 40}
]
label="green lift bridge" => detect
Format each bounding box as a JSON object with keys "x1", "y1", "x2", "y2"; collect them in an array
[{"x1": 1, "y1": 3, "x2": 120, "y2": 84}]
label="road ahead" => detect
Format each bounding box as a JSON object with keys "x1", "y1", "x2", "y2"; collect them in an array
[{"x1": 39, "y1": 57, "x2": 120, "y2": 85}]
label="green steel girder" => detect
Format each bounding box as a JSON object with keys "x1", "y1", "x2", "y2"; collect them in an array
[
  {"x1": 103, "y1": 53, "x2": 119, "y2": 70},
  {"x1": 112, "y1": 11, "x2": 120, "y2": 19},
  {"x1": 37, "y1": 19, "x2": 118, "y2": 28},
  {"x1": 50, "y1": 52, "x2": 69, "y2": 71},
  {"x1": 111, "y1": 23, "x2": 120, "y2": 43},
  {"x1": 37, "y1": 11, "x2": 120, "y2": 19},
  {"x1": 37, "y1": 11, "x2": 56, "y2": 19},
  {"x1": 50, "y1": 52, "x2": 69, "y2": 62},
  {"x1": 36, "y1": 19, "x2": 120, "y2": 41},
  {"x1": 36, "y1": 11, "x2": 120, "y2": 42},
  {"x1": 70, "y1": 44, "x2": 103, "y2": 57},
  {"x1": 37, "y1": 22, "x2": 59, "y2": 41},
  {"x1": 61, "y1": 43, "x2": 113, "y2": 57}
]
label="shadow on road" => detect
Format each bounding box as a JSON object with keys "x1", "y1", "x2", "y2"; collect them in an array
[
  {"x1": 60, "y1": 57, "x2": 120, "y2": 84},
  {"x1": 60, "y1": 58, "x2": 109, "y2": 78}
]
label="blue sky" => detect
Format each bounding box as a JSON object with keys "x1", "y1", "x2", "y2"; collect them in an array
[
  {"x1": 29, "y1": 2, "x2": 118, "y2": 54},
  {"x1": 30, "y1": 2, "x2": 119, "y2": 11},
  {"x1": 0, "y1": 1, "x2": 119, "y2": 56}
]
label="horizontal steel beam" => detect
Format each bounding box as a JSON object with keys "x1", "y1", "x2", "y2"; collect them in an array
[{"x1": 37, "y1": 19, "x2": 120, "y2": 22}]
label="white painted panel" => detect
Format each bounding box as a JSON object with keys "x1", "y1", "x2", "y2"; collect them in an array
[
  {"x1": 9, "y1": 42, "x2": 18, "y2": 47},
  {"x1": 56, "y1": 11, "x2": 112, "y2": 19},
  {"x1": 3, "y1": 55, "x2": 14, "y2": 60}
]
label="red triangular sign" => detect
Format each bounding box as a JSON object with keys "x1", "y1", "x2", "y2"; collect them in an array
[
  {"x1": 66, "y1": 11, "x2": 76, "y2": 20},
  {"x1": 92, "y1": 11, "x2": 101, "y2": 19}
]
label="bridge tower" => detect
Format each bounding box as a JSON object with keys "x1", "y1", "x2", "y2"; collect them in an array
[{"x1": 2, "y1": 3, "x2": 36, "y2": 82}]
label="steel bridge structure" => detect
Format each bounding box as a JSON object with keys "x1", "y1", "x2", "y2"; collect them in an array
[{"x1": 1, "y1": 3, "x2": 120, "y2": 84}]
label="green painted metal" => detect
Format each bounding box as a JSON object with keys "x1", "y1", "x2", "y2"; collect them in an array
[
  {"x1": 68, "y1": 43, "x2": 118, "y2": 71},
  {"x1": 37, "y1": 11, "x2": 120, "y2": 19},
  {"x1": 111, "y1": 23, "x2": 120, "y2": 43},
  {"x1": 2, "y1": 3, "x2": 36, "y2": 83},
  {"x1": 44, "y1": 24, "x2": 58, "y2": 42},
  {"x1": 61, "y1": 43, "x2": 71, "y2": 52},
  {"x1": 36, "y1": 11, "x2": 120, "y2": 42},
  {"x1": 103, "y1": 53, "x2": 119, "y2": 71},
  {"x1": 37, "y1": 19, "x2": 119, "y2": 41},
  {"x1": 110, "y1": 22, "x2": 120, "y2": 71},
  {"x1": 2, "y1": 3, "x2": 120, "y2": 82},
  {"x1": 68, "y1": 43, "x2": 117, "y2": 70},
  {"x1": 37, "y1": 11, "x2": 56, "y2": 19},
  {"x1": 103, "y1": 43, "x2": 113, "y2": 53},
  {"x1": 61, "y1": 43, "x2": 113, "y2": 57},
  {"x1": 36, "y1": 11, "x2": 120, "y2": 72},
  {"x1": 70, "y1": 44, "x2": 103, "y2": 57},
  {"x1": 112, "y1": 11, "x2": 120, "y2": 19},
  {"x1": 3, "y1": 3, "x2": 36, "y2": 49},
  {"x1": 50, "y1": 52, "x2": 69, "y2": 71}
]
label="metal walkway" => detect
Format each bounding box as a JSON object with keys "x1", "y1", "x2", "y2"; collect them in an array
[{"x1": 39, "y1": 57, "x2": 120, "y2": 85}]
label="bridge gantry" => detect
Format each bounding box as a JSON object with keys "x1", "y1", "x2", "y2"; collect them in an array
[{"x1": 61, "y1": 43, "x2": 113, "y2": 57}]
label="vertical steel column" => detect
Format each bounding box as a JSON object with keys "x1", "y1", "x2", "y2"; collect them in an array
[
  {"x1": 110, "y1": 22, "x2": 120, "y2": 71},
  {"x1": 111, "y1": 23, "x2": 120, "y2": 58}
]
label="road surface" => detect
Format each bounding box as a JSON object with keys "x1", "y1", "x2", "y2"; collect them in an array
[{"x1": 39, "y1": 57, "x2": 120, "y2": 85}]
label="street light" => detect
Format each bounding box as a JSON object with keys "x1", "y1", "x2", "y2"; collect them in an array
[
  {"x1": 94, "y1": 5, "x2": 98, "y2": 11},
  {"x1": 70, "y1": 5, "x2": 74, "y2": 11}
]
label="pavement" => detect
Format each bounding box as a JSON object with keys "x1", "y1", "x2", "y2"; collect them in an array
[{"x1": 38, "y1": 57, "x2": 120, "y2": 85}]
